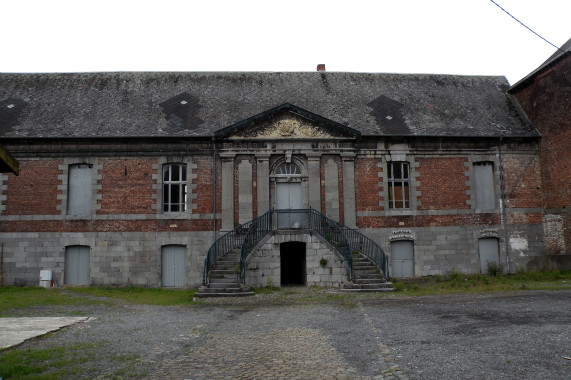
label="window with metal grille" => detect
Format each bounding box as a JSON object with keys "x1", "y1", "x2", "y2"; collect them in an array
[
  {"x1": 163, "y1": 164, "x2": 187, "y2": 212},
  {"x1": 387, "y1": 162, "x2": 410, "y2": 209},
  {"x1": 275, "y1": 162, "x2": 301, "y2": 176}
]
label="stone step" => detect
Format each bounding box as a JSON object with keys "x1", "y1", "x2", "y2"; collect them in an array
[
  {"x1": 355, "y1": 273, "x2": 382, "y2": 279},
  {"x1": 208, "y1": 278, "x2": 240, "y2": 284},
  {"x1": 343, "y1": 282, "x2": 394, "y2": 290},
  {"x1": 195, "y1": 291, "x2": 255, "y2": 298},
  {"x1": 341, "y1": 287, "x2": 394, "y2": 293},
  {"x1": 207, "y1": 282, "x2": 242, "y2": 288},
  {"x1": 199, "y1": 286, "x2": 244, "y2": 293},
  {"x1": 352, "y1": 269, "x2": 379, "y2": 275},
  {"x1": 354, "y1": 278, "x2": 384, "y2": 283},
  {"x1": 211, "y1": 269, "x2": 237, "y2": 275}
]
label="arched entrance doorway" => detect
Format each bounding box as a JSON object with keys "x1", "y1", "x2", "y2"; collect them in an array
[{"x1": 280, "y1": 241, "x2": 306, "y2": 286}]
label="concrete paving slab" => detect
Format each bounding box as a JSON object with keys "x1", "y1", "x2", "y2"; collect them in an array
[{"x1": 0, "y1": 317, "x2": 90, "y2": 349}]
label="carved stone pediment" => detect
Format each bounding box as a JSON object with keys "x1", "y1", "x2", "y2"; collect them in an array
[
  {"x1": 229, "y1": 114, "x2": 333, "y2": 139},
  {"x1": 214, "y1": 104, "x2": 360, "y2": 139}
]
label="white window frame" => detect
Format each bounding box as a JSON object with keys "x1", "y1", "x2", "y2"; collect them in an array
[
  {"x1": 387, "y1": 161, "x2": 411, "y2": 210},
  {"x1": 163, "y1": 163, "x2": 187, "y2": 213}
]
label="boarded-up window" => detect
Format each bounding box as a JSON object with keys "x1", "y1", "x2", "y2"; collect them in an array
[
  {"x1": 473, "y1": 162, "x2": 495, "y2": 209},
  {"x1": 390, "y1": 240, "x2": 414, "y2": 277},
  {"x1": 388, "y1": 162, "x2": 410, "y2": 209},
  {"x1": 68, "y1": 164, "x2": 92, "y2": 216},
  {"x1": 65, "y1": 245, "x2": 90, "y2": 285},
  {"x1": 163, "y1": 164, "x2": 187, "y2": 212},
  {"x1": 161, "y1": 245, "x2": 187, "y2": 287}
]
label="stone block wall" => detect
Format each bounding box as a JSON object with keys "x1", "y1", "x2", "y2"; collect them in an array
[
  {"x1": 245, "y1": 232, "x2": 349, "y2": 288},
  {"x1": 0, "y1": 231, "x2": 212, "y2": 287}
]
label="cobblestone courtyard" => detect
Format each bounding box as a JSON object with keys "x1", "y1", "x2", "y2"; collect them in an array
[{"x1": 4, "y1": 290, "x2": 570, "y2": 379}]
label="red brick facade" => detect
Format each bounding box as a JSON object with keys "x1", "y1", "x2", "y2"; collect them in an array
[
  {"x1": 355, "y1": 158, "x2": 382, "y2": 213},
  {"x1": 98, "y1": 159, "x2": 155, "y2": 214},
  {"x1": 3, "y1": 160, "x2": 62, "y2": 215},
  {"x1": 511, "y1": 54, "x2": 570, "y2": 254},
  {"x1": 417, "y1": 157, "x2": 469, "y2": 210}
]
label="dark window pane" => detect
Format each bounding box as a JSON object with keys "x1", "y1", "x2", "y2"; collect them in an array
[
  {"x1": 171, "y1": 165, "x2": 180, "y2": 181},
  {"x1": 394, "y1": 164, "x2": 402, "y2": 179},
  {"x1": 403, "y1": 164, "x2": 409, "y2": 179}
]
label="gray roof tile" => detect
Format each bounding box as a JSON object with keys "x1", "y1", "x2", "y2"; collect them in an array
[{"x1": 0, "y1": 72, "x2": 538, "y2": 138}]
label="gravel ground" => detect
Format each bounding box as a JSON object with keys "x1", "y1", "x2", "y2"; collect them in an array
[{"x1": 3, "y1": 289, "x2": 570, "y2": 379}]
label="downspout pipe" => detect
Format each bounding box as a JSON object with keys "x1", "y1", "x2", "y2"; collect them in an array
[{"x1": 498, "y1": 136, "x2": 510, "y2": 273}]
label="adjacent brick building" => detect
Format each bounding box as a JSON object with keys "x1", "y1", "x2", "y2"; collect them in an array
[
  {"x1": 0, "y1": 50, "x2": 568, "y2": 288},
  {"x1": 509, "y1": 38, "x2": 571, "y2": 267}
]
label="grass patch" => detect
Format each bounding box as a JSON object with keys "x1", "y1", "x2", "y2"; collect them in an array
[
  {"x1": 251, "y1": 286, "x2": 281, "y2": 294},
  {"x1": 0, "y1": 342, "x2": 105, "y2": 379},
  {"x1": 0, "y1": 287, "x2": 104, "y2": 316},
  {"x1": 0, "y1": 286, "x2": 197, "y2": 315},
  {"x1": 0, "y1": 341, "x2": 146, "y2": 379},
  {"x1": 390, "y1": 270, "x2": 571, "y2": 296},
  {"x1": 67, "y1": 286, "x2": 197, "y2": 306}
]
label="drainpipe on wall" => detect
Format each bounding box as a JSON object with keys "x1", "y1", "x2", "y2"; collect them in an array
[
  {"x1": 212, "y1": 137, "x2": 217, "y2": 245},
  {"x1": 498, "y1": 136, "x2": 510, "y2": 273}
]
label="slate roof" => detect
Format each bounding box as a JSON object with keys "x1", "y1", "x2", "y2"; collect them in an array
[{"x1": 0, "y1": 72, "x2": 537, "y2": 138}]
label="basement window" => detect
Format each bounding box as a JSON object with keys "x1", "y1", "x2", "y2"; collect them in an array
[
  {"x1": 163, "y1": 164, "x2": 187, "y2": 213},
  {"x1": 387, "y1": 162, "x2": 410, "y2": 209}
]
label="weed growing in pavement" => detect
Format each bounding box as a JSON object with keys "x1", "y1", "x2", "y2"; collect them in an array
[
  {"x1": 252, "y1": 286, "x2": 281, "y2": 294},
  {"x1": 387, "y1": 270, "x2": 571, "y2": 296},
  {"x1": 487, "y1": 261, "x2": 505, "y2": 276}
]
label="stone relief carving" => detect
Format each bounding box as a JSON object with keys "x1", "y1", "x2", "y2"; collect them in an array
[{"x1": 232, "y1": 117, "x2": 333, "y2": 139}]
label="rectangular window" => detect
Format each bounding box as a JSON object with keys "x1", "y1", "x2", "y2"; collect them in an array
[
  {"x1": 473, "y1": 162, "x2": 495, "y2": 209},
  {"x1": 163, "y1": 164, "x2": 187, "y2": 212},
  {"x1": 68, "y1": 164, "x2": 92, "y2": 216},
  {"x1": 387, "y1": 162, "x2": 410, "y2": 209}
]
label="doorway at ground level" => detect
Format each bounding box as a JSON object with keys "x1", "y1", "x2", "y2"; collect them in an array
[{"x1": 280, "y1": 242, "x2": 306, "y2": 286}]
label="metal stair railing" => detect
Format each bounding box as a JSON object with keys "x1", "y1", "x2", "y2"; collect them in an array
[
  {"x1": 202, "y1": 218, "x2": 257, "y2": 285},
  {"x1": 238, "y1": 209, "x2": 354, "y2": 283},
  {"x1": 239, "y1": 210, "x2": 274, "y2": 285},
  {"x1": 338, "y1": 225, "x2": 389, "y2": 281},
  {"x1": 204, "y1": 208, "x2": 388, "y2": 285}
]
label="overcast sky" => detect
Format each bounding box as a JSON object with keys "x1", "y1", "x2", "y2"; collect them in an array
[{"x1": 1, "y1": 0, "x2": 569, "y2": 85}]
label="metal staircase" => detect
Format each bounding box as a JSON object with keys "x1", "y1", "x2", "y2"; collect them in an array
[{"x1": 196, "y1": 209, "x2": 393, "y2": 298}]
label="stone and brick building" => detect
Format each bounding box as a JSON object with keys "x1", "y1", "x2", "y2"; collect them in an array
[
  {"x1": 0, "y1": 48, "x2": 568, "y2": 288},
  {"x1": 509, "y1": 39, "x2": 571, "y2": 267}
]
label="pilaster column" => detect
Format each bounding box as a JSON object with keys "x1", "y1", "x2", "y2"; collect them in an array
[
  {"x1": 342, "y1": 153, "x2": 357, "y2": 227},
  {"x1": 256, "y1": 154, "x2": 271, "y2": 215},
  {"x1": 221, "y1": 154, "x2": 235, "y2": 230},
  {"x1": 307, "y1": 154, "x2": 321, "y2": 211}
]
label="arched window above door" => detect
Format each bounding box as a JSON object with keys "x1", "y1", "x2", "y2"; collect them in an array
[{"x1": 275, "y1": 162, "x2": 302, "y2": 176}]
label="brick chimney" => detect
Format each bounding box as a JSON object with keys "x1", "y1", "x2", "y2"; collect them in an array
[{"x1": 317, "y1": 64, "x2": 326, "y2": 71}]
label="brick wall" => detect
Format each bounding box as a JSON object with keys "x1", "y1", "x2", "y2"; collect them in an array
[
  {"x1": 3, "y1": 159, "x2": 62, "y2": 215},
  {"x1": 417, "y1": 157, "x2": 469, "y2": 210},
  {"x1": 98, "y1": 159, "x2": 155, "y2": 214},
  {"x1": 512, "y1": 59, "x2": 570, "y2": 208},
  {"x1": 192, "y1": 157, "x2": 220, "y2": 215},
  {"x1": 355, "y1": 158, "x2": 383, "y2": 212},
  {"x1": 503, "y1": 156, "x2": 543, "y2": 209},
  {"x1": 511, "y1": 56, "x2": 570, "y2": 254}
]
